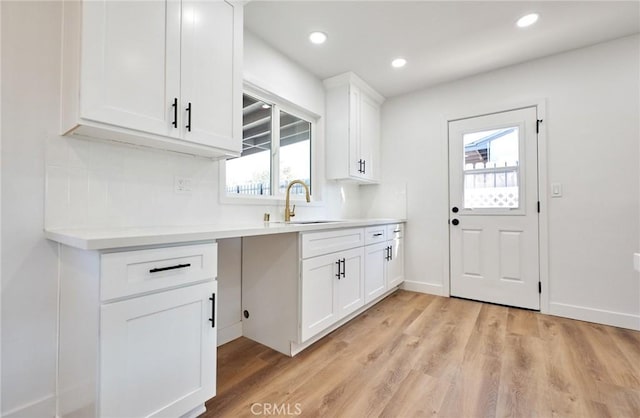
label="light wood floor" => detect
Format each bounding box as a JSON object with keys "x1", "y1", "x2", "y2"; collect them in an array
[{"x1": 204, "y1": 291, "x2": 640, "y2": 417}]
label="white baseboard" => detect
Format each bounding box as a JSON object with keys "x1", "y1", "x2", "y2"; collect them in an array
[
  {"x1": 217, "y1": 321, "x2": 242, "y2": 346},
  {"x1": 401, "y1": 280, "x2": 446, "y2": 296},
  {"x1": 549, "y1": 302, "x2": 640, "y2": 331},
  {"x1": 3, "y1": 394, "x2": 55, "y2": 418}
]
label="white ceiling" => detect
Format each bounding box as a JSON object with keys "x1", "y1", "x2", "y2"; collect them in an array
[{"x1": 245, "y1": 1, "x2": 640, "y2": 98}]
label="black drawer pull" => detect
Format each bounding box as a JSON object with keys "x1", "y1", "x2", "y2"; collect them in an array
[
  {"x1": 149, "y1": 263, "x2": 191, "y2": 273},
  {"x1": 373, "y1": 233, "x2": 383, "y2": 237},
  {"x1": 393, "y1": 229, "x2": 401, "y2": 233}
]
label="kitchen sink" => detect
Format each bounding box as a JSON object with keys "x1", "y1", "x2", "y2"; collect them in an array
[{"x1": 271, "y1": 220, "x2": 344, "y2": 225}]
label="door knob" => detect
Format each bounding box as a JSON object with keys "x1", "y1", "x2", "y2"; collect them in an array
[
  {"x1": 452, "y1": 206, "x2": 459, "y2": 213},
  {"x1": 451, "y1": 219, "x2": 459, "y2": 226}
]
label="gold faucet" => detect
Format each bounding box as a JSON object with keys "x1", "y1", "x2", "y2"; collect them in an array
[{"x1": 285, "y1": 180, "x2": 310, "y2": 222}]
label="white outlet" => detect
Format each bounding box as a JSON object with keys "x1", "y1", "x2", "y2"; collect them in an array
[{"x1": 174, "y1": 176, "x2": 193, "y2": 194}]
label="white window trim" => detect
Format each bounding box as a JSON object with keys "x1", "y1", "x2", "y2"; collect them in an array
[{"x1": 219, "y1": 81, "x2": 324, "y2": 207}]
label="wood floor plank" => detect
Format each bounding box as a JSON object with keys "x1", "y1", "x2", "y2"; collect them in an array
[{"x1": 204, "y1": 290, "x2": 640, "y2": 418}]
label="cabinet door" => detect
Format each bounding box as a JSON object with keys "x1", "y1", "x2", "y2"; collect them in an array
[
  {"x1": 359, "y1": 94, "x2": 380, "y2": 181},
  {"x1": 348, "y1": 86, "x2": 363, "y2": 178},
  {"x1": 301, "y1": 253, "x2": 339, "y2": 342},
  {"x1": 80, "y1": 0, "x2": 180, "y2": 138},
  {"x1": 387, "y1": 238, "x2": 405, "y2": 289},
  {"x1": 337, "y1": 247, "x2": 365, "y2": 319},
  {"x1": 100, "y1": 281, "x2": 217, "y2": 418},
  {"x1": 181, "y1": 0, "x2": 242, "y2": 152},
  {"x1": 364, "y1": 242, "x2": 388, "y2": 303}
]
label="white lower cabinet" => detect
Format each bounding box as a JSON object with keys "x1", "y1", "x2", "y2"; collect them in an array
[
  {"x1": 364, "y1": 225, "x2": 405, "y2": 303},
  {"x1": 58, "y1": 242, "x2": 218, "y2": 418},
  {"x1": 301, "y1": 247, "x2": 364, "y2": 342},
  {"x1": 242, "y1": 224, "x2": 403, "y2": 357},
  {"x1": 387, "y1": 236, "x2": 405, "y2": 289},
  {"x1": 364, "y1": 242, "x2": 388, "y2": 303},
  {"x1": 100, "y1": 282, "x2": 217, "y2": 418}
]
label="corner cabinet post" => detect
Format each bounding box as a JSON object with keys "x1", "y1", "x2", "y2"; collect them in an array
[{"x1": 323, "y1": 72, "x2": 385, "y2": 183}]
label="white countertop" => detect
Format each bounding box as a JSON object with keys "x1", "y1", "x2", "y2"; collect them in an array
[{"x1": 44, "y1": 218, "x2": 405, "y2": 250}]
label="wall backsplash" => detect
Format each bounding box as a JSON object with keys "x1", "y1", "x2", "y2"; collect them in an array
[{"x1": 45, "y1": 135, "x2": 362, "y2": 229}]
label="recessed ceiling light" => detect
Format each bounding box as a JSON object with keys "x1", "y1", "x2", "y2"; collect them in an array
[
  {"x1": 309, "y1": 31, "x2": 327, "y2": 45},
  {"x1": 261, "y1": 104, "x2": 271, "y2": 109},
  {"x1": 517, "y1": 13, "x2": 539, "y2": 28},
  {"x1": 391, "y1": 58, "x2": 407, "y2": 68}
]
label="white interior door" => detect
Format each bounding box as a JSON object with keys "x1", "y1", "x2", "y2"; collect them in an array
[{"x1": 449, "y1": 107, "x2": 540, "y2": 310}]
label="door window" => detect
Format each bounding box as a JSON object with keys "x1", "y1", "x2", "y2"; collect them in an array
[{"x1": 463, "y1": 127, "x2": 520, "y2": 209}]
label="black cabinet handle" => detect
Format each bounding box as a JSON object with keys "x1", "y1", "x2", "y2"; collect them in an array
[
  {"x1": 393, "y1": 229, "x2": 401, "y2": 233},
  {"x1": 335, "y1": 260, "x2": 341, "y2": 279},
  {"x1": 357, "y1": 159, "x2": 363, "y2": 173},
  {"x1": 373, "y1": 233, "x2": 383, "y2": 237},
  {"x1": 149, "y1": 263, "x2": 191, "y2": 273},
  {"x1": 362, "y1": 160, "x2": 366, "y2": 174},
  {"x1": 451, "y1": 219, "x2": 459, "y2": 226},
  {"x1": 341, "y1": 258, "x2": 346, "y2": 278},
  {"x1": 384, "y1": 246, "x2": 389, "y2": 261},
  {"x1": 171, "y1": 98, "x2": 178, "y2": 128},
  {"x1": 389, "y1": 245, "x2": 393, "y2": 261},
  {"x1": 208, "y1": 293, "x2": 215, "y2": 328},
  {"x1": 185, "y1": 102, "x2": 192, "y2": 132},
  {"x1": 452, "y1": 206, "x2": 459, "y2": 213}
]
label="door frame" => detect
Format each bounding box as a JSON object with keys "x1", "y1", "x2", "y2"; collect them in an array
[{"x1": 443, "y1": 99, "x2": 549, "y2": 314}]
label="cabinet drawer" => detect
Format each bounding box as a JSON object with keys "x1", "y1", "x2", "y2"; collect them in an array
[
  {"x1": 301, "y1": 228, "x2": 364, "y2": 259},
  {"x1": 101, "y1": 243, "x2": 217, "y2": 301},
  {"x1": 364, "y1": 226, "x2": 386, "y2": 245},
  {"x1": 387, "y1": 223, "x2": 404, "y2": 239}
]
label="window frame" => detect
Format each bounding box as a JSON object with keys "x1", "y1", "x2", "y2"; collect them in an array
[{"x1": 219, "y1": 82, "x2": 322, "y2": 206}]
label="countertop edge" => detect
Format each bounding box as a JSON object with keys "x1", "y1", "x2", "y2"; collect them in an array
[{"x1": 45, "y1": 219, "x2": 406, "y2": 251}]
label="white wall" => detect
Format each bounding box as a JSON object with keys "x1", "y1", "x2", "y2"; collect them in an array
[
  {"x1": 1, "y1": 2, "x2": 61, "y2": 416},
  {"x1": 1, "y1": 4, "x2": 362, "y2": 416},
  {"x1": 363, "y1": 35, "x2": 640, "y2": 330}
]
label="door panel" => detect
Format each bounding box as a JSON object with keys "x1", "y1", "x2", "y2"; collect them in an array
[
  {"x1": 364, "y1": 242, "x2": 387, "y2": 303},
  {"x1": 100, "y1": 281, "x2": 216, "y2": 418},
  {"x1": 301, "y1": 253, "x2": 338, "y2": 341},
  {"x1": 80, "y1": 0, "x2": 180, "y2": 137},
  {"x1": 387, "y1": 238, "x2": 404, "y2": 289},
  {"x1": 181, "y1": 0, "x2": 238, "y2": 149},
  {"x1": 337, "y1": 247, "x2": 365, "y2": 318},
  {"x1": 348, "y1": 86, "x2": 361, "y2": 178},
  {"x1": 449, "y1": 107, "x2": 539, "y2": 309}
]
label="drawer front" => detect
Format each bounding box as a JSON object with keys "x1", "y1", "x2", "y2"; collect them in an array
[
  {"x1": 387, "y1": 223, "x2": 404, "y2": 239},
  {"x1": 301, "y1": 228, "x2": 364, "y2": 259},
  {"x1": 101, "y1": 242, "x2": 217, "y2": 301},
  {"x1": 364, "y1": 226, "x2": 386, "y2": 245}
]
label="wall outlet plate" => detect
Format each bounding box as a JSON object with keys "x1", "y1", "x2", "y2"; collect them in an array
[
  {"x1": 551, "y1": 183, "x2": 563, "y2": 197},
  {"x1": 174, "y1": 176, "x2": 193, "y2": 194}
]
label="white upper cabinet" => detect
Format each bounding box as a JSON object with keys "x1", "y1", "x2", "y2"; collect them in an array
[
  {"x1": 61, "y1": 0, "x2": 242, "y2": 158},
  {"x1": 324, "y1": 72, "x2": 384, "y2": 183}
]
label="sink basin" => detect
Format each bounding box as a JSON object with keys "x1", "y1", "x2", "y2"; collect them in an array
[
  {"x1": 271, "y1": 220, "x2": 343, "y2": 225},
  {"x1": 289, "y1": 220, "x2": 341, "y2": 224}
]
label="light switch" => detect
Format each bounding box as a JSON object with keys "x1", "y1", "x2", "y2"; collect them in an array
[{"x1": 551, "y1": 183, "x2": 562, "y2": 198}]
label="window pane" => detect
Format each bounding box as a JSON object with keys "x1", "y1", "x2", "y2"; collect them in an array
[
  {"x1": 463, "y1": 127, "x2": 519, "y2": 209},
  {"x1": 279, "y1": 110, "x2": 311, "y2": 195},
  {"x1": 226, "y1": 95, "x2": 272, "y2": 196}
]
